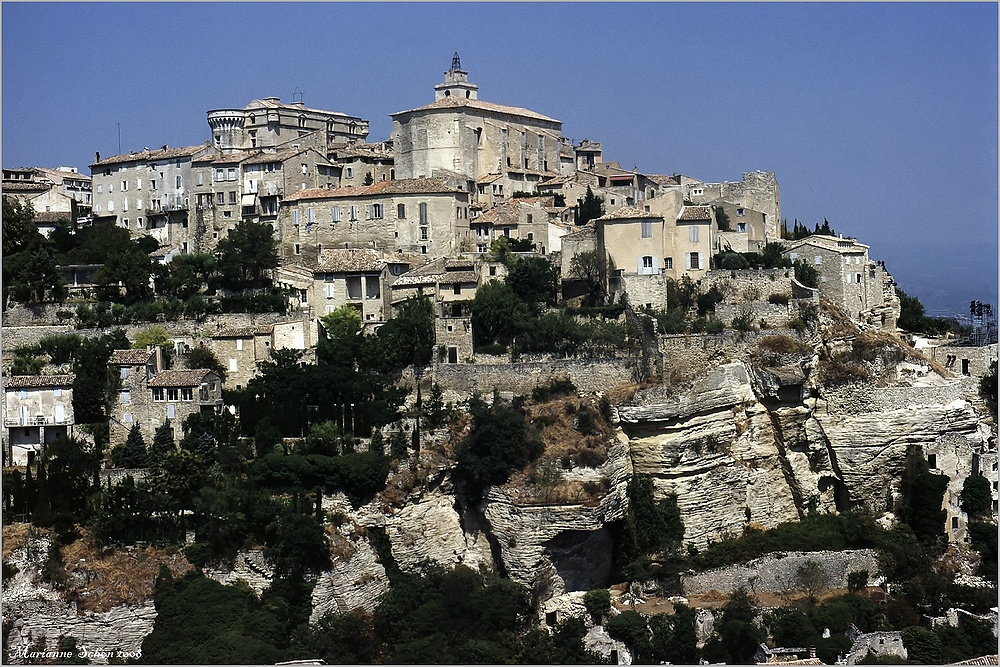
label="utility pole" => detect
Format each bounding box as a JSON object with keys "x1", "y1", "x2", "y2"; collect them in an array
[{"x1": 117, "y1": 123, "x2": 121, "y2": 154}]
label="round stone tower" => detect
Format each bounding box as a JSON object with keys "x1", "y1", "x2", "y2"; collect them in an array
[{"x1": 206, "y1": 109, "x2": 246, "y2": 150}]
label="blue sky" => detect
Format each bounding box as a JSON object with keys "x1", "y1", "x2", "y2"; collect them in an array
[{"x1": 3, "y1": 2, "x2": 996, "y2": 316}]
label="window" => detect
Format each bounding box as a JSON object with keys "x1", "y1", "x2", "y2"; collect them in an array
[
  {"x1": 121, "y1": 180, "x2": 128, "y2": 191},
  {"x1": 345, "y1": 167, "x2": 354, "y2": 178},
  {"x1": 307, "y1": 208, "x2": 315, "y2": 223},
  {"x1": 664, "y1": 257, "x2": 673, "y2": 270},
  {"x1": 689, "y1": 252, "x2": 701, "y2": 270},
  {"x1": 236, "y1": 338, "x2": 244, "y2": 351},
  {"x1": 642, "y1": 256, "x2": 653, "y2": 268},
  {"x1": 197, "y1": 172, "x2": 203, "y2": 186},
  {"x1": 489, "y1": 266, "x2": 497, "y2": 276},
  {"x1": 349, "y1": 205, "x2": 359, "y2": 221},
  {"x1": 454, "y1": 284, "x2": 462, "y2": 295},
  {"x1": 692, "y1": 187, "x2": 704, "y2": 196},
  {"x1": 108, "y1": 200, "x2": 114, "y2": 212},
  {"x1": 420, "y1": 226, "x2": 428, "y2": 240},
  {"x1": 120, "y1": 390, "x2": 131, "y2": 404},
  {"x1": 397, "y1": 203, "x2": 406, "y2": 219},
  {"x1": 19, "y1": 389, "x2": 27, "y2": 399},
  {"x1": 331, "y1": 206, "x2": 340, "y2": 222},
  {"x1": 150, "y1": 179, "x2": 156, "y2": 190},
  {"x1": 325, "y1": 281, "x2": 334, "y2": 299},
  {"x1": 167, "y1": 388, "x2": 179, "y2": 401},
  {"x1": 181, "y1": 387, "x2": 193, "y2": 401},
  {"x1": 227, "y1": 168, "x2": 236, "y2": 181},
  {"x1": 97, "y1": 184, "x2": 103, "y2": 194},
  {"x1": 122, "y1": 198, "x2": 128, "y2": 211},
  {"x1": 215, "y1": 168, "x2": 225, "y2": 182},
  {"x1": 217, "y1": 192, "x2": 225, "y2": 205},
  {"x1": 371, "y1": 203, "x2": 383, "y2": 219},
  {"x1": 815, "y1": 255, "x2": 822, "y2": 265},
  {"x1": 737, "y1": 222, "x2": 747, "y2": 233},
  {"x1": 293, "y1": 210, "x2": 300, "y2": 225},
  {"x1": 641, "y1": 220, "x2": 653, "y2": 238},
  {"x1": 688, "y1": 226, "x2": 699, "y2": 243},
  {"x1": 301, "y1": 163, "x2": 308, "y2": 175},
  {"x1": 229, "y1": 191, "x2": 237, "y2": 204},
  {"x1": 856, "y1": 273, "x2": 862, "y2": 284},
  {"x1": 736, "y1": 208, "x2": 746, "y2": 216},
  {"x1": 294, "y1": 243, "x2": 301, "y2": 255},
  {"x1": 419, "y1": 202, "x2": 428, "y2": 225},
  {"x1": 53, "y1": 388, "x2": 62, "y2": 398},
  {"x1": 121, "y1": 367, "x2": 130, "y2": 380},
  {"x1": 176, "y1": 175, "x2": 182, "y2": 188},
  {"x1": 153, "y1": 388, "x2": 165, "y2": 401},
  {"x1": 229, "y1": 359, "x2": 237, "y2": 372}
]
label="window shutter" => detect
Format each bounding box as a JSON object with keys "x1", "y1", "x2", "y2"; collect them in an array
[
  {"x1": 652, "y1": 256, "x2": 658, "y2": 271},
  {"x1": 699, "y1": 253, "x2": 704, "y2": 270},
  {"x1": 637, "y1": 257, "x2": 644, "y2": 273},
  {"x1": 685, "y1": 253, "x2": 691, "y2": 270}
]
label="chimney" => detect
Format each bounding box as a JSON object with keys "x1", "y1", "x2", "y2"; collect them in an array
[
  {"x1": 162, "y1": 145, "x2": 168, "y2": 151},
  {"x1": 95, "y1": 151, "x2": 101, "y2": 162},
  {"x1": 809, "y1": 647, "x2": 816, "y2": 659}
]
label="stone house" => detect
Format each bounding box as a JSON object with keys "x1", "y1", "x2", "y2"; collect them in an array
[
  {"x1": 276, "y1": 178, "x2": 471, "y2": 261},
  {"x1": 207, "y1": 97, "x2": 369, "y2": 153},
  {"x1": 469, "y1": 197, "x2": 560, "y2": 254},
  {"x1": 330, "y1": 143, "x2": 395, "y2": 188},
  {"x1": 138, "y1": 370, "x2": 223, "y2": 447},
  {"x1": 208, "y1": 327, "x2": 275, "y2": 391},
  {"x1": 107, "y1": 348, "x2": 161, "y2": 449},
  {"x1": 715, "y1": 201, "x2": 769, "y2": 253},
  {"x1": 310, "y1": 248, "x2": 389, "y2": 323},
  {"x1": 2, "y1": 166, "x2": 92, "y2": 233},
  {"x1": 389, "y1": 257, "x2": 501, "y2": 363},
  {"x1": 782, "y1": 234, "x2": 900, "y2": 329},
  {"x1": 677, "y1": 171, "x2": 781, "y2": 241},
  {"x1": 189, "y1": 145, "x2": 338, "y2": 253},
  {"x1": 90, "y1": 144, "x2": 211, "y2": 244},
  {"x1": 3, "y1": 374, "x2": 76, "y2": 466},
  {"x1": 391, "y1": 56, "x2": 564, "y2": 205}
]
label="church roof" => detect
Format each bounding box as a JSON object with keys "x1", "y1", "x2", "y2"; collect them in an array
[{"x1": 391, "y1": 96, "x2": 560, "y2": 124}]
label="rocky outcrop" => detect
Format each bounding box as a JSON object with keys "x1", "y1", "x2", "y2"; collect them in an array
[
  {"x1": 205, "y1": 549, "x2": 274, "y2": 594},
  {"x1": 309, "y1": 538, "x2": 389, "y2": 622},
  {"x1": 384, "y1": 491, "x2": 493, "y2": 573},
  {"x1": 617, "y1": 361, "x2": 989, "y2": 548}
]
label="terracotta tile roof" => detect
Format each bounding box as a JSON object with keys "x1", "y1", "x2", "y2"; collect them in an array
[
  {"x1": 282, "y1": 178, "x2": 462, "y2": 202},
  {"x1": 2, "y1": 182, "x2": 50, "y2": 192},
  {"x1": 316, "y1": 248, "x2": 385, "y2": 273},
  {"x1": 4, "y1": 374, "x2": 76, "y2": 389},
  {"x1": 91, "y1": 144, "x2": 207, "y2": 167},
  {"x1": 243, "y1": 98, "x2": 360, "y2": 119},
  {"x1": 597, "y1": 206, "x2": 661, "y2": 221},
  {"x1": 109, "y1": 349, "x2": 155, "y2": 365},
  {"x1": 678, "y1": 205, "x2": 714, "y2": 221},
  {"x1": 214, "y1": 325, "x2": 274, "y2": 338},
  {"x1": 148, "y1": 369, "x2": 217, "y2": 387},
  {"x1": 538, "y1": 176, "x2": 572, "y2": 187},
  {"x1": 241, "y1": 146, "x2": 314, "y2": 165},
  {"x1": 437, "y1": 271, "x2": 477, "y2": 285},
  {"x1": 647, "y1": 174, "x2": 680, "y2": 187},
  {"x1": 332, "y1": 147, "x2": 393, "y2": 160},
  {"x1": 391, "y1": 96, "x2": 560, "y2": 124},
  {"x1": 445, "y1": 259, "x2": 475, "y2": 270},
  {"x1": 477, "y1": 173, "x2": 504, "y2": 183},
  {"x1": 389, "y1": 274, "x2": 438, "y2": 288}
]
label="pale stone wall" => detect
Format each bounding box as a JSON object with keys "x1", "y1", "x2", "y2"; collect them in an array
[
  {"x1": 680, "y1": 549, "x2": 882, "y2": 596},
  {"x1": 425, "y1": 357, "x2": 637, "y2": 395}
]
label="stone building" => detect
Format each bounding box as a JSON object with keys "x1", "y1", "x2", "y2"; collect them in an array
[
  {"x1": 715, "y1": 201, "x2": 769, "y2": 253},
  {"x1": 678, "y1": 171, "x2": 781, "y2": 241},
  {"x1": 330, "y1": 142, "x2": 395, "y2": 188},
  {"x1": 208, "y1": 327, "x2": 275, "y2": 391},
  {"x1": 470, "y1": 196, "x2": 562, "y2": 254},
  {"x1": 206, "y1": 97, "x2": 369, "y2": 153},
  {"x1": 276, "y1": 178, "x2": 471, "y2": 260},
  {"x1": 90, "y1": 144, "x2": 211, "y2": 246},
  {"x1": 189, "y1": 144, "x2": 337, "y2": 252},
  {"x1": 783, "y1": 234, "x2": 900, "y2": 329},
  {"x1": 107, "y1": 348, "x2": 161, "y2": 449},
  {"x1": 309, "y1": 248, "x2": 390, "y2": 322},
  {"x1": 144, "y1": 370, "x2": 222, "y2": 446},
  {"x1": 3, "y1": 166, "x2": 92, "y2": 233},
  {"x1": 391, "y1": 55, "x2": 563, "y2": 203},
  {"x1": 595, "y1": 202, "x2": 714, "y2": 301},
  {"x1": 3, "y1": 374, "x2": 76, "y2": 465}
]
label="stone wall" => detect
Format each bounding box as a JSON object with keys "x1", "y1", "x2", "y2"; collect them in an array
[
  {"x1": 700, "y1": 267, "x2": 793, "y2": 302},
  {"x1": 680, "y1": 549, "x2": 882, "y2": 596},
  {"x1": 716, "y1": 301, "x2": 791, "y2": 329},
  {"x1": 426, "y1": 357, "x2": 638, "y2": 395}
]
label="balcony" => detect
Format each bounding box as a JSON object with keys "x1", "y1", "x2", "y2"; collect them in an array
[{"x1": 5, "y1": 415, "x2": 72, "y2": 427}]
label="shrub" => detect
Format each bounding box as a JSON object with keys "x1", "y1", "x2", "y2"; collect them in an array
[
  {"x1": 732, "y1": 307, "x2": 755, "y2": 332},
  {"x1": 767, "y1": 292, "x2": 790, "y2": 305},
  {"x1": 705, "y1": 319, "x2": 725, "y2": 334},
  {"x1": 583, "y1": 588, "x2": 612, "y2": 624},
  {"x1": 531, "y1": 377, "x2": 577, "y2": 403},
  {"x1": 757, "y1": 335, "x2": 812, "y2": 357}
]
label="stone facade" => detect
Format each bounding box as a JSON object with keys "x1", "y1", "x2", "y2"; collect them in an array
[
  {"x1": 681, "y1": 171, "x2": 781, "y2": 241},
  {"x1": 206, "y1": 97, "x2": 369, "y2": 153},
  {"x1": 427, "y1": 357, "x2": 637, "y2": 396},
  {"x1": 3, "y1": 375, "x2": 76, "y2": 465},
  {"x1": 109, "y1": 367, "x2": 222, "y2": 448}
]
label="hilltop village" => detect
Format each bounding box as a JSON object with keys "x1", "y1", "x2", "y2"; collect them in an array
[{"x1": 2, "y1": 56, "x2": 998, "y2": 665}]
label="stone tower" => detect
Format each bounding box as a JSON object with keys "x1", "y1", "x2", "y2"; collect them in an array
[{"x1": 434, "y1": 52, "x2": 479, "y2": 101}]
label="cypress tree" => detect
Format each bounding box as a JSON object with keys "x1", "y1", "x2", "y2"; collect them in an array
[
  {"x1": 32, "y1": 458, "x2": 52, "y2": 526},
  {"x1": 150, "y1": 420, "x2": 175, "y2": 462}
]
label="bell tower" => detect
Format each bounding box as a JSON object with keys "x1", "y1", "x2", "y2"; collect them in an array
[{"x1": 434, "y1": 52, "x2": 478, "y2": 101}]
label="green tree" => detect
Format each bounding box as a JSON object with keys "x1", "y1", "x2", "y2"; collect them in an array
[
  {"x1": 606, "y1": 610, "x2": 651, "y2": 662},
  {"x1": 568, "y1": 249, "x2": 604, "y2": 306},
  {"x1": 186, "y1": 344, "x2": 226, "y2": 380},
  {"x1": 506, "y1": 255, "x2": 559, "y2": 314},
  {"x1": 363, "y1": 295, "x2": 434, "y2": 371},
  {"x1": 216, "y1": 220, "x2": 279, "y2": 290},
  {"x1": 471, "y1": 280, "x2": 531, "y2": 348},
  {"x1": 795, "y1": 559, "x2": 829, "y2": 603},
  {"x1": 715, "y1": 206, "x2": 731, "y2": 232},
  {"x1": 133, "y1": 326, "x2": 173, "y2": 367},
  {"x1": 896, "y1": 445, "x2": 949, "y2": 546},
  {"x1": 72, "y1": 329, "x2": 130, "y2": 423},
  {"x1": 93, "y1": 233, "x2": 154, "y2": 304},
  {"x1": 150, "y1": 420, "x2": 175, "y2": 461},
  {"x1": 960, "y1": 474, "x2": 993, "y2": 518},
  {"x1": 583, "y1": 588, "x2": 612, "y2": 624},
  {"x1": 980, "y1": 360, "x2": 997, "y2": 411},
  {"x1": 453, "y1": 394, "x2": 544, "y2": 500},
  {"x1": 618, "y1": 474, "x2": 684, "y2": 579},
  {"x1": 13, "y1": 246, "x2": 66, "y2": 303},
  {"x1": 794, "y1": 259, "x2": 819, "y2": 288},
  {"x1": 576, "y1": 186, "x2": 605, "y2": 226},
  {"x1": 3, "y1": 196, "x2": 37, "y2": 255},
  {"x1": 161, "y1": 252, "x2": 217, "y2": 299},
  {"x1": 43, "y1": 436, "x2": 101, "y2": 527},
  {"x1": 113, "y1": 424, "x2": 148, "y2": 468}
]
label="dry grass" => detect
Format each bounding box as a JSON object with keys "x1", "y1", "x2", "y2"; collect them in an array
[
  {"x1": 604, "y1": 382, "x2": 641, "y2": 405},
  {"x1": 57, "y1": 530, "x2": 193, "y2": 613},
  {"x1": 2, "y1": 522, "x2": 41, "y2": 560}
]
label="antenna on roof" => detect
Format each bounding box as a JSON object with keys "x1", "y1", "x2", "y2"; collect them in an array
[
  {"x1": 293, "y1": 87, "x2": 304, "y2": 104},
  {"x1": 451, "y1": 52, "x2": 461, "y2": 71}
]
